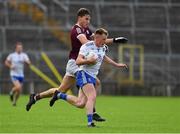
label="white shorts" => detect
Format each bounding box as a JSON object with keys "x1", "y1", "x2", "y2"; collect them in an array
[{"x1": 65, "y1": 59, "x2": 79, "y2": 77}]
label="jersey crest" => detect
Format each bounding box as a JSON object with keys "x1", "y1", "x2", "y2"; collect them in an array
[{"x1": 76, "y1": 27, "x2": 82, "y2": 34}]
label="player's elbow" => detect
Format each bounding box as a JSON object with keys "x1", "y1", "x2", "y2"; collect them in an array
[
  {"x1": 4, "y1": 60, "x2": 8, "y2": 67},
  {"x1": 76, "y1": 59, "x2": 81, "y2": 65}
]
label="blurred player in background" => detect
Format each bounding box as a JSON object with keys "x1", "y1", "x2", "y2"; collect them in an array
[
  {"x1": 49, "y1": 28, "x2": 128, "y2": 127},
  {"x1": 5, "y1": 42, "x2": 31, "y2": 106},
  {"x1": 26, "y1": 8, "x2": 127, "y2": 121}
]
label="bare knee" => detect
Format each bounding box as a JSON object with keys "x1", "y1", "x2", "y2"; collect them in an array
[
  {"x1": 58, "y1": 87, "x2": 66, "y2": 93},
  {"x1": 77, "y1": 102, "x2": 86, "y2": 109},
  {"x1": 87, "y1": 95, "x2": 96, "y2": 103},
  {"x1": 15, "y1": 85, "x2": 22, "y2": 91},
  {"x1": 57, "y1": 76, "x2": 75, "y2": 93},
  {"x1": 76, "y1": 100, "x2": 87, "y2": 109}
]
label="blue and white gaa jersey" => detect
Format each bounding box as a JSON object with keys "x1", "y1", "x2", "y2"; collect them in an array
[
  {"x1": 6, "y1": 52, "x2": 30, "y2": 77},
  {"x1": 78, "y1": 41, "x2": 107, "y2": 78}
]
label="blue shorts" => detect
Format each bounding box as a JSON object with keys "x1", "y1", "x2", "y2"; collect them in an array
[
  {"x1": 11, "y1": 76, "x2": 24, "y2": 83},
  {"x1": 76, "y1": 70, "x2": 96, "y2": 89}
]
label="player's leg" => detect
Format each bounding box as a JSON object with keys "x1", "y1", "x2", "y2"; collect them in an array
[
  {"x1": 35, "y1": 75, "x2": 76, "y2": 99},
  {"x1": 75, "y1": 70, "x2": 96, "y2": 126},
  {"x1": 26, "y1": 59, "x2": 77, "y2": 111},
  {"x1": 9, "y1": 86, "x2": 15, "y2": 102},
  {"x1": 76, "y1": 89, "x2": 87, "y2": 108},
  {"x1": 26, "y1": 75, "x2": 75, "y2": 111},
  {"x1": 57, "y1": 89, "x2": 87, "y2": 108},
  {"x1": 9, "y1": 76, "x2": 17, "y2": 102},
  {"x1": 49, "y1": 70, "x2": 88, "y2": 108},
  {"x1": 50, "y1": 88, "x2": 87, "y2": 108},
  {"x1": 26, "y1": 88, "x2": 59, "y2": 111},
  {"x1": 95, "y1": 77, "x2": 101, "y2": 92},
  {"x1": 93, "y1": 77, "x2": 106, "y2": 121},
  {"x1": 49, "y1": 82, "x2": 96, "y2": 127},
  {"x1": 82, "y1": 83, "x2": 96, "y2": 127},
  {"x1": 12, "y1": 80, "x2": 22, "y2": 106}
]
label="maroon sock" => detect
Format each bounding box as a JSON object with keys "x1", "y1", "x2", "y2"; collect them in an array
[{"x1": 35, "y1": 94, "x2": 41, "y2": 101}]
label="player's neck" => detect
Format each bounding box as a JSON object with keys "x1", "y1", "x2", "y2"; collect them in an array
[
  {"x1": 76, "y1": 22, "x2": 85, "y2": 29},
  {"x1": 94, "y1": 41, "x2": 101, "y2": 48},
  {"x1": 16, "y1": 51, "x2": 21, "y2": 54}
]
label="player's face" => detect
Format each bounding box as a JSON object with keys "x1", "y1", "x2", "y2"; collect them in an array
[
  {"x1": 79, "y1": 15, "x2": 90, "y2": 28},
  {"x1": 95, "y1": 34, "x2": 107, "y2": 47},
  {"x1": 16, "y1": 44, "x2": 23, "y2": 53}
]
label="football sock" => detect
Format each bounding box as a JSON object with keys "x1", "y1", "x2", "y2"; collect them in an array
[
  {"x1": 57, "y1": 92, "x2": 67, "y2": 100},
  {"x1": 87, "y1": 114, "x2": 93, "y2": 125}
]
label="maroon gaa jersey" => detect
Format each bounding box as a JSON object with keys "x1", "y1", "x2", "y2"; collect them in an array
[{"x1": 69, "y1": 24, "x2": 92, "y2": 60}]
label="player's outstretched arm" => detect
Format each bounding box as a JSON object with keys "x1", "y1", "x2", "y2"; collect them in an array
[
  {"x1": 77, "y1": 34, "x2": 90, "y2": 45},
  {"x1": 24, "y1": 53, "x2": 31, "y2": 65},
  {"x1": 103, "y1": 55, "x2": 128, "y2": 68},
  {"x1": 105, "y1": 37, "x2": 128, "y2": 44}
]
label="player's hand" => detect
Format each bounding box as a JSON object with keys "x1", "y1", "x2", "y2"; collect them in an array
[
  {"x1": 10, "y1": 65, "x2": 15, "y2": 69},
  {"x1": 117, "y1": 63, "x2": 128, "y2": 69},
  {"x1": 87, "y1": 56, "x2": 97, "y2": 65},
  {"x1": 113, "y1": 37, "x2": 128, "y2": 43}
]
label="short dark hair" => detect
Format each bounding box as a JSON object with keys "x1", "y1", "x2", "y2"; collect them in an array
[
  {"x1": 77, "y1": 8, "x2": 90, "y2": 17},
  {"x1": 95, "y1": 28, "x2": 108, "y2": 36}
]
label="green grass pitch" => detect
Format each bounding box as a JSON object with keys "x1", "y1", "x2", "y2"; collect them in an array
[{"x1": 0, "y1": 95, "x2": 180, "y2": 133}]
